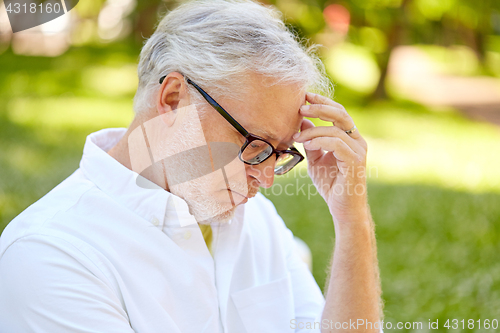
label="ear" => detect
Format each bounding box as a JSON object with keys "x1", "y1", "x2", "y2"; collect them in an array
[{"x1": 157, "y1": 72, "x2": 190, "y2": 127}]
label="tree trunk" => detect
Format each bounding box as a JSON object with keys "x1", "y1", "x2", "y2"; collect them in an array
[{"x1": 371, "y1": 0, "x2": 411, "y2": 100}]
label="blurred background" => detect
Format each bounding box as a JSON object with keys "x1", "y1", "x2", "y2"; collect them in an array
[{"x1": 1, "y1": 0, "x2": 500, "y2": 330}]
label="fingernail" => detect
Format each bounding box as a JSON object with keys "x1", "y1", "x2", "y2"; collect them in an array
[
  {"x1": 293, "y1": 132, "x2": 300, "y2": 139},
  {"x1": 300, "y1": 105, "x2": 309, "y2": 112},
  {"x1": 304, "y1": 140, "x2": 311, "y2": 146}
]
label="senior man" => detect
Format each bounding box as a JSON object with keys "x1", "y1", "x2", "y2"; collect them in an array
[{"x1": 0, "y1": 0, "x2": 382, "y2": 332}]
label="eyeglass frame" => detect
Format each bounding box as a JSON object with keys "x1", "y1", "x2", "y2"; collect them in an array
[{"x1": 159, "y1": 75, "x2": 304, "y2": 174}]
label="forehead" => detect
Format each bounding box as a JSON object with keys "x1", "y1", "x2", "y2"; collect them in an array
[{"x1": 226, "y1": 74, "x2": 305, "y2": 141}]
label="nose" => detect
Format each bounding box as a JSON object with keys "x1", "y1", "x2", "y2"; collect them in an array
[{"x1": 246, "y1": 156, "x2": 275, "y2": 189}]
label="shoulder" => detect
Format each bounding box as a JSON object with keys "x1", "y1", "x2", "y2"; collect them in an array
[
  {"x1": 0, "y1": 232, "x2": 114, "y2": 302},
  {"x1": 0, "y1": 233, "x2": 131, "y2": 332},
  {"x1": 0, "y1": 169, "x2": 96, "y2": 258}
]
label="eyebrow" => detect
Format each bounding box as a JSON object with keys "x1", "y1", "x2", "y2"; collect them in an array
[
  {"x1": 259, "y1": 129, "x2": 279, "y2": 141},
  {"x1": 258, "y1": 128, "x2": 296, "y2": 148}
]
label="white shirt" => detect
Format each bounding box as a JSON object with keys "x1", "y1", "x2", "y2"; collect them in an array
[{"x1": 0, "y1": 128, "x2": 325, "y2": 333}]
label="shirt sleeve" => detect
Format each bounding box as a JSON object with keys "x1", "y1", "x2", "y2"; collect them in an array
[{"x1": 0, "y1": 234, "x2": 135, "y2": 333}]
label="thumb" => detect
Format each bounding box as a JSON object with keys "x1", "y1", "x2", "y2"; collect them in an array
[{"x1": 300, "y1": 119, "x2": 323, "y2": 164}]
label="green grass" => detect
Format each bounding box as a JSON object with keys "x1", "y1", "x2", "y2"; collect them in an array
[
  {"x1": 1, "y1": 44, "x2": 500, "y2": 332},
  {"x1": 263, "y1": 177, "x2": 500, "y2": 330}
]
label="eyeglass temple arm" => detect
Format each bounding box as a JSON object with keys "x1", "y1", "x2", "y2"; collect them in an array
[
  {"x1": 160, "y1": 75, "x2": 249, "y2": 137},
  {"x1": 185, "y1": 78, "x2": 249, "y2": 137}
]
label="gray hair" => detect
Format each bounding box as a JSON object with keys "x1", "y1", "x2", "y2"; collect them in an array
[{"x1": 133, "y1": 0, "x2": 332, "y2": 114}]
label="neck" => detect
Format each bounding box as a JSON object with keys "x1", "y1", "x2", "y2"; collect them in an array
[{"x1": 107, "y1": 113, "x2": 170, "y2": 191}]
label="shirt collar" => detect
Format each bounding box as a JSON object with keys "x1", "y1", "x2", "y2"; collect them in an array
[{"x1": 79, "y1": 128, "x2": 197, "y2": 229}]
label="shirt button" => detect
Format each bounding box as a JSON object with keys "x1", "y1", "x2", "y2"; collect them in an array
[
  {"x1": 184, "y1": 230, "x2": 192, "y2": 240},
  {"x1": 151, "y1": 217, "x2": 160, "y2": 226}
]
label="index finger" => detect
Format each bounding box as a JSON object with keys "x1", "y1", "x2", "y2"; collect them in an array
[
  {"x1": 304, "y1": 92, "x2": 362, "y2": 140},
  {"x1": 305, "y1": 92, "x2": 342, "y2": 108}
]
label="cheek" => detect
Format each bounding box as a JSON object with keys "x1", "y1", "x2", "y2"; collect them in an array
[
  {"x1": 198, "y1": 111, "x2": 243, "y2": 145},
  {"x1": 224, "y1": 157, "x2": 248, "y2": 182},
  {"x1": 203, "y1": 124, "x2": 237, "y2": 145},
  {"x1": 197, "y1": 110, "x2": 218, "y2": 141}
]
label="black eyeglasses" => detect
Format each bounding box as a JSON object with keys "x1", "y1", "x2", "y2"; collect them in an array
[{"x1": 159, "y1": 76, "x2": 304, "y2": 175}]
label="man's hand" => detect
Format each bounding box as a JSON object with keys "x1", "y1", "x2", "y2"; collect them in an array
[
  {"x1": 293, "y1": 92, "x2": 369, "y2": 224},
  {"x1": 293, "y1": 92, "x2": 381, "y2": 332}
]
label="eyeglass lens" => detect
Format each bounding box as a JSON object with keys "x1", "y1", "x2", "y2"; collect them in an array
[
  {"x1": 274, "y1": 153, "x2": 300, "y2": 175},
  {"x1": 240, "y1": 139, "x2": 299, "y2": 175}
]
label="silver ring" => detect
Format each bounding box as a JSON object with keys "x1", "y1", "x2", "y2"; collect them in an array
[{"x1": 345, "y1": 125, "x2": 357, "y2": 135}]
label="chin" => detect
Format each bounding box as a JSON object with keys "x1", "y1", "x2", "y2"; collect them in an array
[
  {"x1": 196, "y1": 206, "x2": 237, "y2": 225},
  {"x1": 172, "y1": 185, "x2": 249, "y2": 225}
]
